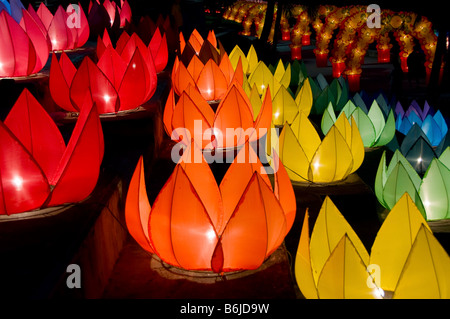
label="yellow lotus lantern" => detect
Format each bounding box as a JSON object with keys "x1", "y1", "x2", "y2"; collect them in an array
[
  {"x1": 276, "y1": 111, "x2": 365, "y2": 183},
  {"x1": 228, "y1": 44, "x2": 259, "y2": 75},
  {"x1": 296, "y1": 193, "x2": 450, "y2": 299}
]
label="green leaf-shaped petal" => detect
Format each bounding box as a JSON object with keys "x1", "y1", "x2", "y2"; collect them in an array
[{"x1": 419, "y1": 158, "x2": 450, "y2": 220}]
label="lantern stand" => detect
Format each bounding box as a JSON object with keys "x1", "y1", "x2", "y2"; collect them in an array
[
  {"x1": 332, "y1": 61, "x2": 346, "y2": 78},
  {"x1": 148, "y1": 246, "x2": 287, "y2": 283}
]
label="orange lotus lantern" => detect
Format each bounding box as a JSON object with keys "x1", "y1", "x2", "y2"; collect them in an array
[
  {"x1": 49, "y1": 30, "x2": 157, "y2": 114},
  {"x1": 172, "y1": 29, "x2": 239, "y2": 102},
  {"x1": 0, "y1": 89, "x2": 104, "y2": 215},
  {"x1": 0, "y1": 9, "x2": 50, "y2": 78},
  {"x1": 164, "y1": 79, "x2": 272, "y2": 150},
  {"x1": 33, "y1": 2, "x2": 89, "y2": 51},
  {"x1": 125, "y1": 141, "x2": 296, "y2": 272}
]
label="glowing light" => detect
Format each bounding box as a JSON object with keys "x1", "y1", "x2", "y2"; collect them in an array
[
  {"x1": 132, "y1": 63, "x2": 136, "y2": 69},
  {"x1": 110, "y1": 19, "x2": 113, "y2": 25},
  {"x1": 376, "y1": 287, "x2": 385, "y2": 299},
  {"x1": 206, "y1": 229, "x2": 216, "y2": 242},
  {"x1": 423, "y1": 200, "x2": 430, "y2": 207},
  {"x1": 417, "y1": 157, "x2": 422, "y2": 163},
  {"x1": 103, "y1": 94, "x2": 111, "y2": 103},
  {"x1": 12, "y1": 176, "x2": 24, "y2": 190},
  {"x1": 52, "y1": 39, "x2": 58, "y2": 45},
  {"x1": 274, "y1": 112, "x2": 280, "y2": 118},
  {"x1": 313, "y1": 161, "x2": 320, "y2": 170},
  {"x1": 206, "y1": 88, "x2": 212, "y2": 95}
]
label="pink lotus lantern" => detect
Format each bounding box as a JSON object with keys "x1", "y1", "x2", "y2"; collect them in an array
[
  {"x1": 0, "y1": 9, "x2": 50, "y2": 78},
  {"x1": 49, "y1": 30, "x2": 157, "y2": 114},
  {"x1": 0, "y1": 89, "x2": 104, "y2": 215},
  {"x1": 33, "y1": 2, "x2": 89, "y2": 51}
]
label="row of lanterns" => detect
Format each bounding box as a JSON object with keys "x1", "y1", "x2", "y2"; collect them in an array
[
  {"x1": 223, "y1": 1, "x2": 439, "y2": 91},
  {"x1": 0, "y1": 2, "x2": 449, "y2": 297},
  {"x1": 0, "y1": 0, "x2": 132, "y2": 78}
]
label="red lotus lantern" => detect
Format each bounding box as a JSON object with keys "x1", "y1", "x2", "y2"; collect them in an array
[
  {"x1": 0, "y1": 9, "x2": 49, "y2": 78},
  {"x1": 33, "y1": 2, "x2": 89, "y2": 51},
  {"x1": 0, "y1": 89, "x2": 104, "y2": 215},
  {"x1": 125, "y1": 141, "x2": 296, "y2": 272},
  {"x1": 89, "y1": 0, "x2": 131, "y2": 28},
  {"x1": 49, "y1": 30, "x2": 157, "y2": 114}
]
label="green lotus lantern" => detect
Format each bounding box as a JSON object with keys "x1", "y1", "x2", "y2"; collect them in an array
[
  {"x1": 321, "y1": 99, "x2": 396, "y2": 148},
  {"x1": 375, "y1": 147, "x2": 450, "y2": 221}
]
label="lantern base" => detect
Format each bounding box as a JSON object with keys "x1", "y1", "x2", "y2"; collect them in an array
[
  {"x1": 332, "y1": 61, "x2": 346, "y2": 78},
  {"x1": 315, "y1": 53, "x2": 328, "y2": 67},
  {"x1": 290, "y1": 46, "x2": 302, "y2": 60},
  {"x1": 60, "y1": 105, "x2": 147, "y2": 122},
  {"x1": 347, "y1": 73, "x2": 361, "y2": 92},
  {"x1": 290, "y1": 173, "x2": 370, "y2": 194},
  {"x1": 281, "y1": 30, "x2": 290, "y2": 41},
  {"x1": 149, "y1": 245, "x2": 288, "y2": 284},
  {"x1": 302, "y1": 34, "x2": 310, "y2": 46},
  {"x1": 0, "y1": 203, "x2": 75, "y2": 222},
  {"x1": 377, "y1": 49, "x2": 390, "y2": 63}
]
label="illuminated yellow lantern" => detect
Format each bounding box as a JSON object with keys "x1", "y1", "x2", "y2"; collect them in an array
[
  {"x1": 277, "y1": 111, "x2": 364, "y2": 183},
  {"x1": 229, "y1": 44, "x2": 259, "y2": 75},
  {"x1": 296, "y1": 193, "x2": 450, "y2": 299}
]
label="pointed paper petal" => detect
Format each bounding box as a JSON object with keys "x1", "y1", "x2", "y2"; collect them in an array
[
  {"x1": 0, "y1": 122, "x2": 50, "y2": 215},
  {"x1": 5, "y1": 89, "x2": 65, "y2": 181},
  {"x1": 125, "y1": 156, "x2": 153, "y2": 253},
  {"x1": 370, "y1": 193, "x2": 430, "y2": 293},
  {"x1": 48, "y1": 98, "x2": 104, "y2": 206}
]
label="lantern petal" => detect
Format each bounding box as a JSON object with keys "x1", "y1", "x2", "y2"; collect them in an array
[
  {"x1": 310, "y1": 126, "x2": 353, "y2": 183},
  {"x1": 295, "y1": 211, "x2": 319, "y2": 299},
  {"x1": 348, "y1": 116, "x2": 365, "y2": 173},
  {"x1": 246, "y1": 45, "x2": 258, "y2": 74},
  {"x1": 419, "y1": 159, "x2": 450, "y2": 220},
  {"x1": 97, "y1": 44, "x2": 128, "y2": 89},
  {"x1": 196, "y1": 59, "x2": 228, "y2": 101},
  {"x1": 214, "y1": 84, "x2": 254, "y2": 148},
  {"x1": 47, "y1": 98, "x2": 104, "y2": 206},
  {"x1": 0, "y1": 11, "x2": 34, "y2": 77},
  {"x1": 351, "y1": 107, "x2": 376, "y2": 147},
  {"x1": 0, "y1": 122, "x2": 50, "y2": 215},
  {"x1": 219, "y1": 143, "x2": 271, "y2": 233},
  {"x1": 295, "y1": 77, "x2": 313, "y2": 116},
  {"x1": 149, "y1": 29, "x2": 168, "y2": 73},
  {"x1": 393, "y1": 225, "x2": 450, "y2": 298},
  {"x1": 372, "y1": 110, "x2": 395, "y2": 147},
  {"x1": 163, "y1": 88, "x2": 175, "y2": 137},
  {"x1": 370, "y1": 193, "x2": 430, "y2": 293},
  {"x1": 178, "y1": 140, "x2": 224, "y2": 232},
  {"x1": 310, "y1": 197, "x2": 369, "y2": 284},
  {"x1": 316, "y1": 235, "x2": 376, "y2": 299},
  {"x1": 48, "y1": 6, "x2": 75, "y2": 51},
  {"x1": 272, "y1": 86, "x2": 298, "y2": 126},
  {"x1": 70, "y1": 57, "x2": 119, "y2": 113},
  {"x1": 21, "y1": 8, "x2": 49, "y2": 74},
  {"x1": 118, "y1": 48, "x2": 151, "y2": 111},
  {"x1": 229, "y1": 45, "x2": 248, "y2": 74},
  {"x1": 278, "y1": 121, "x2": 311, "y2": 182},
  {"x1": 172, "y1": 88, "x2": 214, "y2": 149},
  {"x1": 252, "y1": 88, "x2": 273, "y2": 141},
  {"x1": 125, "y1": 156, "x2": 153, "y2": 253},
  {"x1": 49, "y1": 52, "x2": 78, "y2": 112},
  {"x1": 272, "y1": 151, "x2": 296, "y2": 232},
  {"x1": 4, "y1": 89, "x2": 66, "y2": 181},
  {"x1": 150, "y1": 165, "x2": 218, "y2": 270},
  {"x1": 172, "y1": 59, "x2": 196, "y2": 96},
  {"x1": 186, "y1": 54, "x2": 204, "y2": 82},
  {"x1": 218, "y1": 173, "x2": 271, "y2": 271}
]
